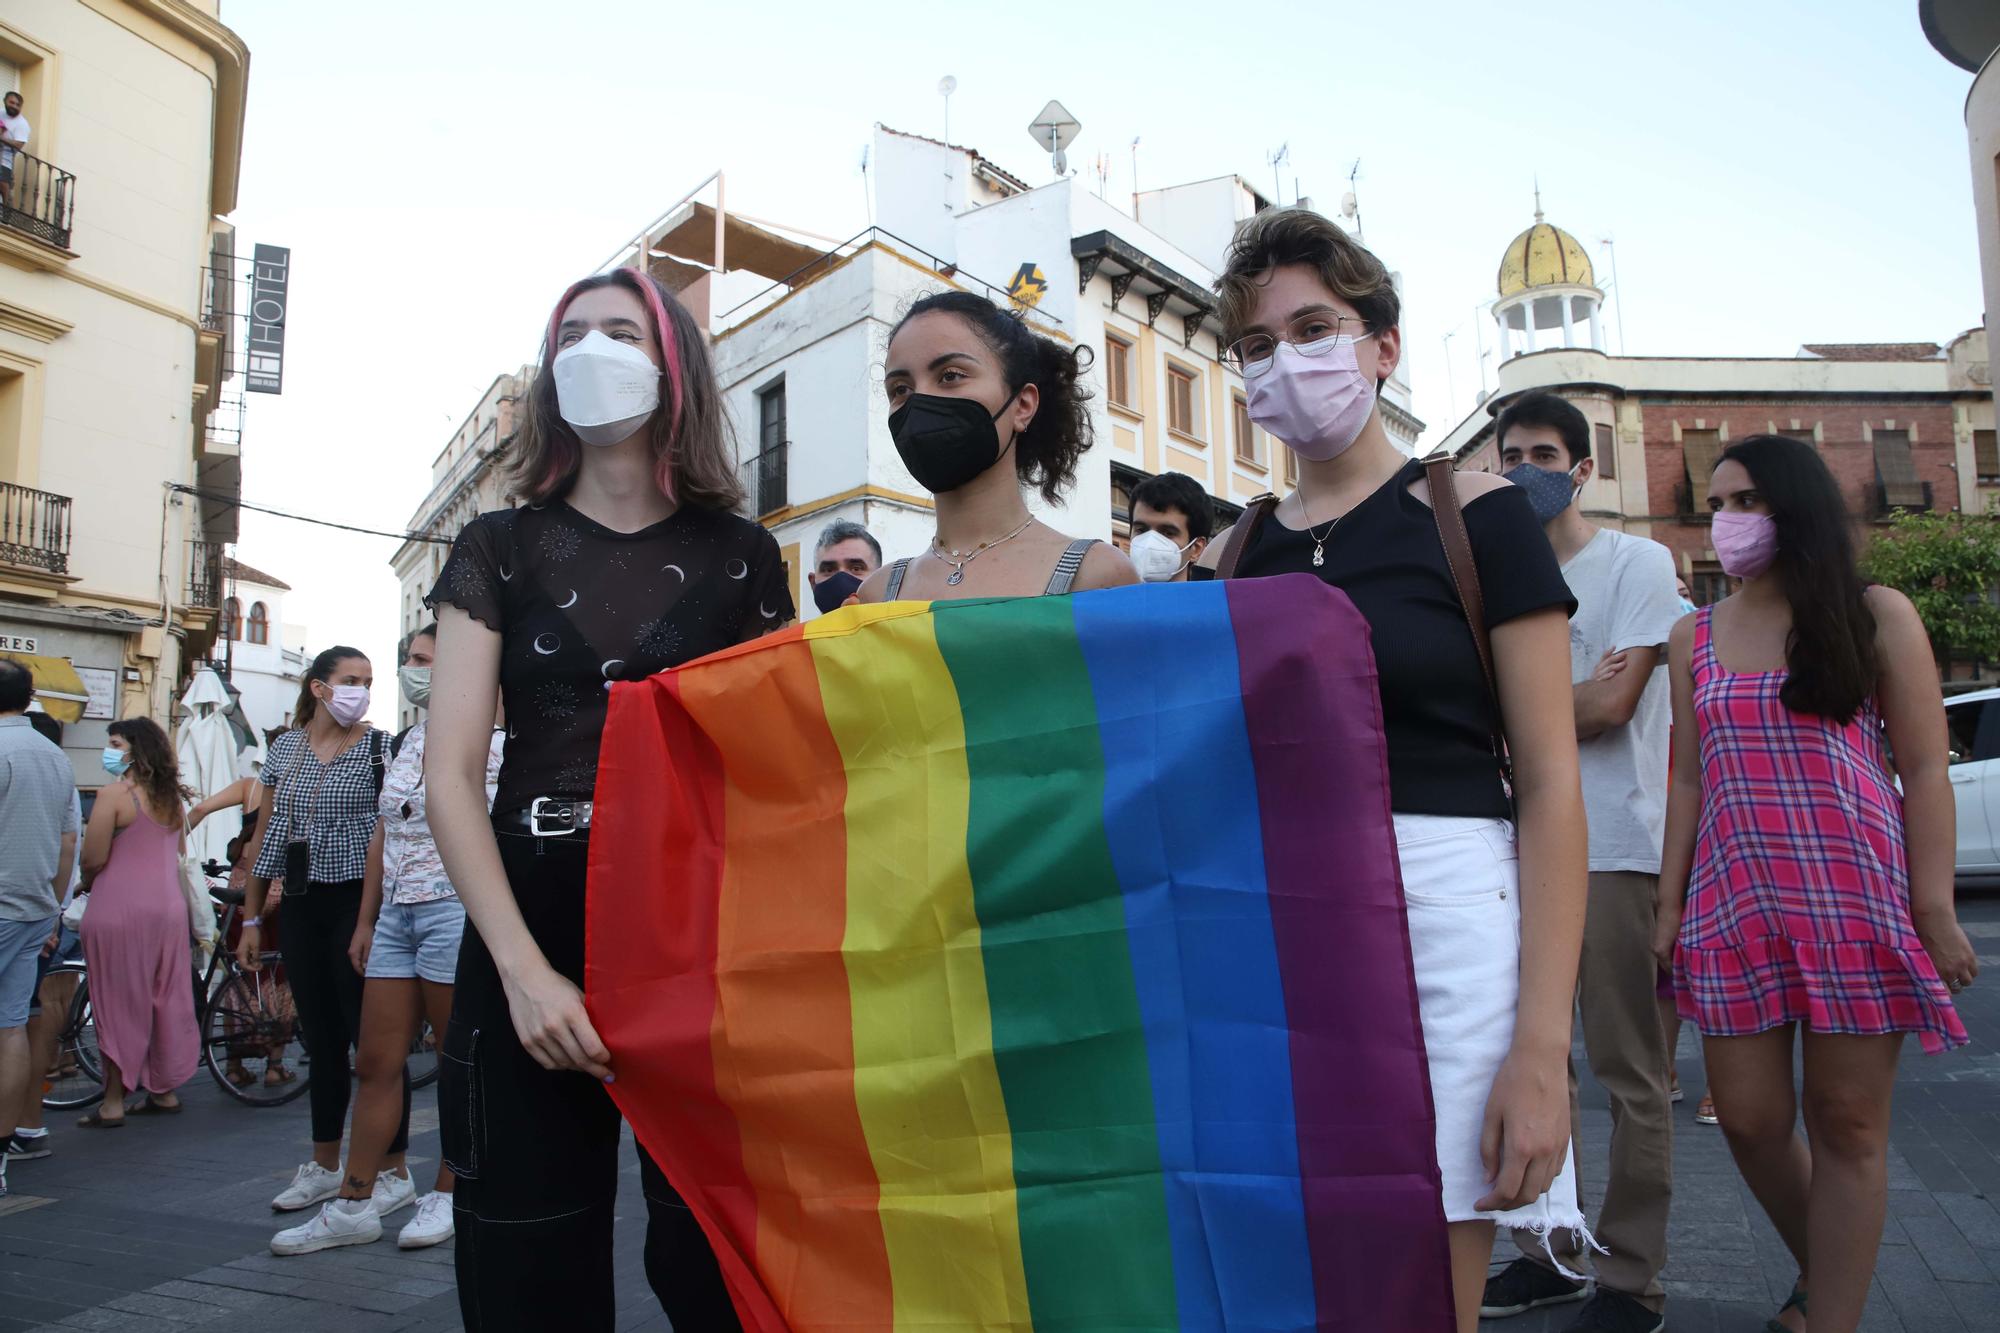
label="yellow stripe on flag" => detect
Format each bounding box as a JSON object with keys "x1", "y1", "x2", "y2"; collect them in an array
[{"x1": 805, "y1": 605, "x2": 1032, "y2": 1329}]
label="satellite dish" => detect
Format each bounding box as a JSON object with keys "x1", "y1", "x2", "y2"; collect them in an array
[
  {"x1": 939, "y1": 75, "x2": 958, "y2": 97},
  {"x1": 1028, "y1": 99, "x2": 1081, "y2": 177},
  {"x1": 1341, "y1": 191, "x2": 1358, "y2": 218}
]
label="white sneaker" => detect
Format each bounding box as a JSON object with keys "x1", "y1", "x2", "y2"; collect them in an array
[
  {"x1": 371, "y1": 1168, "x2": 417, "y2": 1218},
  {"x1": 270, "y1": 1198, "x2": 382, "y2": 1255},
  {"x1": 398, "y1": 1191, "x2": 455, "y2": 1249},
  {"x1": 271, "y1": 1161, "x2": 343, "y2": 1212}
]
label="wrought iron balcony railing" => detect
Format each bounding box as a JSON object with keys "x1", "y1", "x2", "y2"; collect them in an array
[
  {"x1": 0, "y1": 481, "x2": 72, "y2": 575},
  {"x1": 1, "y1": 152, "x2": 76, "y2": 250}
]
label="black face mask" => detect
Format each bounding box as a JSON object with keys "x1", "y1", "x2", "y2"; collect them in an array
[
  {"x1": 812, "y1": 570, "x2": 863, "y2": 615},
  {"x1": 888, "y1": 390, "x2": 1018, "y2": 494}
]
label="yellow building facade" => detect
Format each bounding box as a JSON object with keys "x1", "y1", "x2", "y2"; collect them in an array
[{"x1": 0, "y1": 0, "x2": 248, "y2": 784}]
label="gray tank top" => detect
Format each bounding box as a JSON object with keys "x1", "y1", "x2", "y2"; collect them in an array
[{"x1": 882, "y1": 538, "x2": 1099, "y2": 600}]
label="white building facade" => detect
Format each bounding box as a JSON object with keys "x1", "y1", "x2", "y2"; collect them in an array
[{"x1": 216, "y1": 556, "x2": 306, "y2": 751}]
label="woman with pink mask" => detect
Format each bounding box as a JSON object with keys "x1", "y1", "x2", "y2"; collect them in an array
[
  {"x1": 1198, "y1": 209, "x2": 1591, "y2": 1333},
  {"x1": 1653, "y1": 434, "x2": 1973, "y2": 1333}
]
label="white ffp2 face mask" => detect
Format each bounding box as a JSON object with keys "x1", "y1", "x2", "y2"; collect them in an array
[
  {"x1": 1129, "y1": 529, "x2": 1193, "y2": 583},
  {"x1": 553, "y1": 330, "x2": 661, "y2": 447}
]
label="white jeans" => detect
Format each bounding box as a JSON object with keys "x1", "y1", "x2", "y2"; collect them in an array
[{"x1": 1396, "y1": 814, "x2": 1591, "y2": 1263}]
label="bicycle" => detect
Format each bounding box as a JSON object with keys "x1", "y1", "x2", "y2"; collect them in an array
[{"x1": 42, "y1": 867, "x2": 438, "y2": 1110}]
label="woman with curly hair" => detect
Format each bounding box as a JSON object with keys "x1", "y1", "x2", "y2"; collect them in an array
[
  {"x1": 74, "y1": 718, "x2": 199, "y2": 1124},
  {"x1": 858, "y1": 289, "x2": 1138, "y2": 601}
]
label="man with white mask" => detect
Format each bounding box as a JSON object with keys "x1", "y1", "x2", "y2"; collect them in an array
[{"x1": 1127, "y1": 472, "x2": 1214, "y2": 584}]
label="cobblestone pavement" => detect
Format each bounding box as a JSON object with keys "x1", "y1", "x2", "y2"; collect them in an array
[{"x1": 3, "y1": 894, "x2": 1996, "y2": 1332}]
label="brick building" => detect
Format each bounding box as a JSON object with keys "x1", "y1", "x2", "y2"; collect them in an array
[{"x1": 1436, "y1": 206, "x2": 1995, "y2": 603}]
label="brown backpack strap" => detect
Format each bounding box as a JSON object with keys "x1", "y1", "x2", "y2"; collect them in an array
[
  {"x1": 1212, "y1": 493, "x2": 1278, "y2": 581},
  {"x1": 1423, "y1": 454, "x2": 1513, "y2": 805}
]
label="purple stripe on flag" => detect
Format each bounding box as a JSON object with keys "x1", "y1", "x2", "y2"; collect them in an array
[{"x1": 1226, "y1": 573, "x2": 1456, "y2": 1331}]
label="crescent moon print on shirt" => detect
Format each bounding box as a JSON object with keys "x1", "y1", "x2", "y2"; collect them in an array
[{"x1": 425, "y1": 500, "x2": 795, "y2": 813}]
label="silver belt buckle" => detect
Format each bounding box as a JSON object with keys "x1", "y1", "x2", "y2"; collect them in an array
[{"x1": 529, "y1": 796, "x2": 577, "y2": 838}]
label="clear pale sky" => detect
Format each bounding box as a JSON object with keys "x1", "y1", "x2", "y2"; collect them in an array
[{"x1": 216, "y1": 0, "x2": 1982, "y2": 720}]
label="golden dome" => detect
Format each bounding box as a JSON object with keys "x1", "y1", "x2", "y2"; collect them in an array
[{"x1": 1497, "y1": 207, "x2": 1595, "y2": 298}]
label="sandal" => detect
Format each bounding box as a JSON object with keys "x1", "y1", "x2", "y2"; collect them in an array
[
  {"x1": 1764, "y1": 1279, "x2": 1807, "y2": 1332},
  {"x1": 263, "y1": 1063, "x2": 296, "y2": 1086},
  {"x1": 1695, "y1": 1094, "x2": 1718, "y2": 1125},
  {"x1": 75, "y1": 1109, "x2": 126, "y2": 1129},
  {"x1": 224, "y1": 1065, "x2": 255, "y2": 1087},
  {"x1": 125, "y1": 1094, "x2": 181, "y2": 1115}
]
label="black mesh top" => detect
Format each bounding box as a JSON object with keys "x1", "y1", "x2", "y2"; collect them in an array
[
  {"x1": 1237, "y1": 458, "x2": 1575, "y2": 819},
  {"x1": 427, "y1": 501, "x2": 794, "y2": 815}
]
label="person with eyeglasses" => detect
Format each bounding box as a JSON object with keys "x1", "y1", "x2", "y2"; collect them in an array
[{"x1": 1197, "y1": 208, "x2": 1590, "y2": 1333}]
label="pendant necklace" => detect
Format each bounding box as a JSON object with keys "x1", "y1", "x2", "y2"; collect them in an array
[
  {"x1": 1299, "y1": 480, "x2": 1342, "y2": 568},
  {"x1": 932, "y1": 516, "x2": 1035, "y2": 586}
]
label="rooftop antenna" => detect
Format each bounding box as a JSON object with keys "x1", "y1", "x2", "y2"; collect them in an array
[
  {"x1": 1599, "y1": 234, "x2": 1627, "y2": 353},
  {"x1": 939, "y1": 75, "x2": 957, "y2": 143},
  {"x1": 1028, "y1": 99, "x2": 1081, "y2": 178},
  {"x1": 1267, "y1": 142, "x2": 1290, "y2": 205},
  {"x1": 1343, "y1": 158, "x2": 1364, "y2": 242},
  {"x1": 1534, "y1": 176, "x2": 1544, "y2": 222},
  {"x1": 859, "y1": 144, "x2": 873, "y2": 225},
  {"x1": 1130, "y1": 135, "x2": 1141, "y2": 213}
]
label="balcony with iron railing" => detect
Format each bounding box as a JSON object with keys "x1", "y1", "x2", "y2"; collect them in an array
[
  {"x1": 1, "y1": 151, "x2": 76, "y2": 252},
  {"x1": 739, "y1": 442, "x2": 788, "y2": 517},
  {"x1": 187, "y1": 540, "x2": 225, "y2": 608},
  {"x1": 0, "y1": 481, "x2": 72, "y2": 576}
]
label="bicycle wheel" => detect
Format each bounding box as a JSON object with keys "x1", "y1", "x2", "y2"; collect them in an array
[
  {"x1": 407, "y1": 1018, "x2": 439, "y2": 1091},
  {"x1": 202, "y1": 961, "x2": 309, "y2": 1107},
  {"x1": 41, "y1": 965, "x2": 103, "y2": 1111}
]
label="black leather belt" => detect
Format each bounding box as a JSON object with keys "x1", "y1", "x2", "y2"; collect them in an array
[{"x1": 495, "y1": 797, "x2": 594, "y2": 838}]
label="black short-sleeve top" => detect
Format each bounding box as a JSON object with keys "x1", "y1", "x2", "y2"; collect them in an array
[
  {"x1": 426, "y1": 501, "x2": 795, "y2": 816},
  {"x1": 1236, "y1": 457, "x2": 1574, "y2": 819}
]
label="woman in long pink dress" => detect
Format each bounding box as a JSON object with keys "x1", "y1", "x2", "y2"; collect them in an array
[{"x1": 75, "y1": 718, "x2": 199, "y2": 1124}]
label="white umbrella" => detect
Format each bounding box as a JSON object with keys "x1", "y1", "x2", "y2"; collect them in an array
[{"x1": 177, "y1": 668, "x2": 243, "y2": 868}]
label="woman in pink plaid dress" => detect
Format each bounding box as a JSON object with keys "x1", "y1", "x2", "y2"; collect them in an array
[{"x1": 1654, "y1": 435, "x2": 1976, "y2": 1333}]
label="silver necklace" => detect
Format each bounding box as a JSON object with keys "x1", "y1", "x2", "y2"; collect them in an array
[
  {"x1": 1298, "y1": 480, "x2": 1342, "y2": 568},
  {"x1": 931, "y1": 516, "x2": 1035, "y2": 586}
]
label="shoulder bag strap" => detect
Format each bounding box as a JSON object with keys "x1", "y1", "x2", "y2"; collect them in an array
[
  {"x1": 370, "y1": 729, "x2": 388, "y2": 798},
  {"x1": 1212, "y1": 493, "x2": 1278, "y2": 581},
  {"x1": 883, "y1": 557, "x2": 911, "y2": 601},
  {"x1": 1423, "y1": 454, "x2": 1513, "y2": 799}
]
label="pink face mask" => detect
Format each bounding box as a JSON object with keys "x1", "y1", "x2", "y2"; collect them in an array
[
  {"x1": 1711, "y1": 510, "x2": 1778, "y2": 578},
  {"x1": 1245, "y1": 335, "x2": 1378, "y2": 462}
]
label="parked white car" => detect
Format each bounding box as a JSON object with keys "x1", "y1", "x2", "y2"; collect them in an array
[{"x1": 1945, "y1": 686, "x2": 2000, "y2": 882}]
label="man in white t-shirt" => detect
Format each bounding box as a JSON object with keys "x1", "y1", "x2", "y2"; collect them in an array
[
  {"x1": 1481, "y1": 392, "x2": 1681, "y2": 1333},
  {"x1": 0, "y1": 90, "x2": 29, "y2": 212}
]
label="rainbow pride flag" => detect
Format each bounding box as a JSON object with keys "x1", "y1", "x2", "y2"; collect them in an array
[{"x1": 587, "y1": 575, "x2": 1452, "y2": 1331}]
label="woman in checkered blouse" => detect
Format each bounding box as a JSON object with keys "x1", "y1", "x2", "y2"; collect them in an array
[{"x1": 1653, "y1": 435, "x2": 1976, "y2": 1333}]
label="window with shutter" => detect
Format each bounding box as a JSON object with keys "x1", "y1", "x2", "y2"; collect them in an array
[
  {"x1": 1681, "y1": 430, "x2": 1722, "y2": 515},
  {"x1": 1106, "y1": 336, "x2": 1133, "y2": 409},
  {"x1": 1168, "y1": 365, "x2": 1199, "y2": 439},
  {"x1": 1233, "y1": 394, "x2": 1258, "y2": 465},
  {"x1": 1977, "y1": 430, "x2": 1999, "y2": 483},
  {"x1": 1873, "y1": 430, "x2": 1925, "y2": 509},
  {"x1": 1594, "y1": 422, "x2": 1616, "y2": 480}
]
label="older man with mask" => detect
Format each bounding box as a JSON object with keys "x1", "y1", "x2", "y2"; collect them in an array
[
  {"x1": 1482, "y1": 391, "x2": 1681, "y2": 1333},
  {"x1": 808, "y1": 519, "x2": 882, "y2": 616}
]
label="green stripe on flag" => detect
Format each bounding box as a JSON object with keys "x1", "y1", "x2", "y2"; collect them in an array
[{"x1": 932, "y1": 595, "x2": 1179, "y2": 1326}]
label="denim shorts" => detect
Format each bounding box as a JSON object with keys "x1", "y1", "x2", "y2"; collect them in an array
[
  {"x1": 0, "y1": 914, "x2": 57, "y2": 1028},
  {"x1": 367, "y1": 897, "x2": 466, "y2": 985}
]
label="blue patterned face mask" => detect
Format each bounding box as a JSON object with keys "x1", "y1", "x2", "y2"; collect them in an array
[{"x1": 1504, "y1": 462, "x2": 1582, "y2": 523}]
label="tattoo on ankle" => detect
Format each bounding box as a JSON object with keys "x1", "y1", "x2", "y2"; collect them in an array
[{"x1": 345, "y1": 1175, "x2": 370, "y2": 1193}]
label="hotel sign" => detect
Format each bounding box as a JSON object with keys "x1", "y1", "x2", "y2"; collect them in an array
[{"x1": 246, "y1": 244, "x2": 290, "y2": 394}]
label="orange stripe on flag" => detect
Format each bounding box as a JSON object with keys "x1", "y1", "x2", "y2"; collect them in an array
[{"x1": 678, "y1": 638, "x2": 895, "y2": 1329}]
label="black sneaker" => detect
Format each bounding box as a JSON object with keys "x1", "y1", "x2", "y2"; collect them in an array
[
  {"x1": 1561, "y1": 1289, "x2": 1664, "y2": 1333},
  {"x1": 1481, "y1": 1258, "x2": 1588, "y2": 1318},
  {"x1": 4, "y1": 1133, "x2": 52, "y2": 1161}
]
